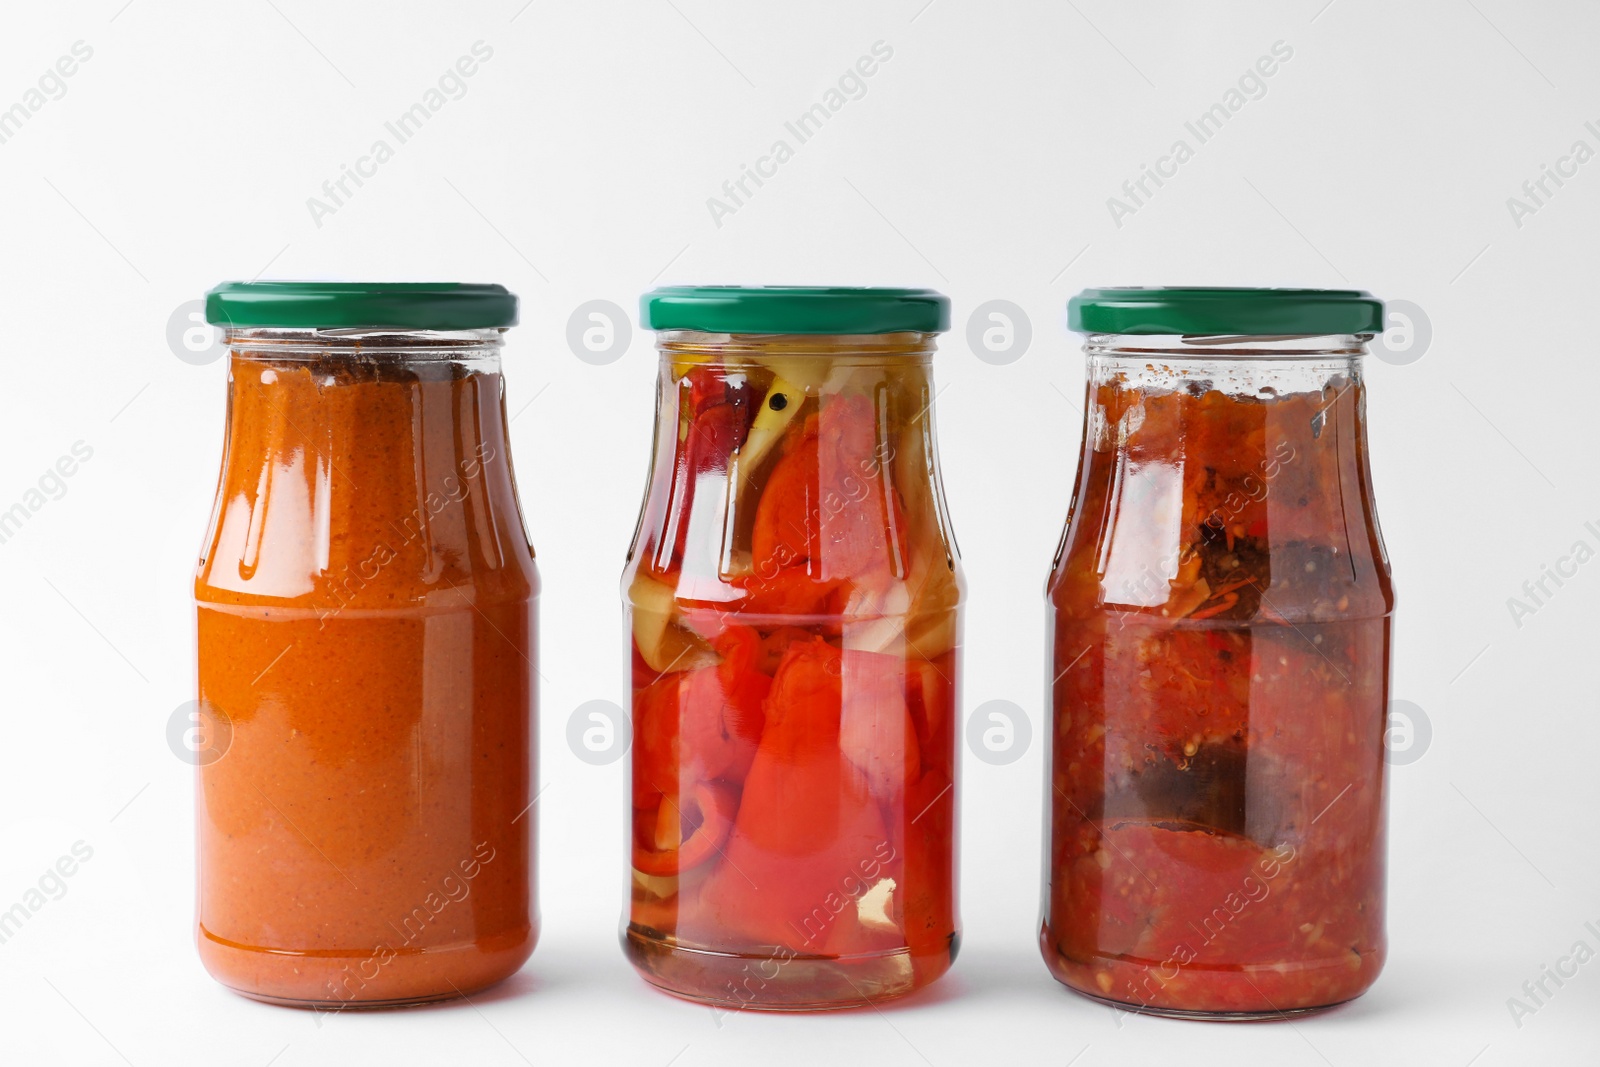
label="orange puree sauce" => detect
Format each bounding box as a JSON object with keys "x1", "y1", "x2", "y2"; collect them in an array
[{"x1": 195, "y1": 339, "x2": 538, "y2": 1007}]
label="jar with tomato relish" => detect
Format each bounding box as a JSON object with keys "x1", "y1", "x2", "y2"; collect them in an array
[
  {"x1": 195, "y1": 282, "x2": 538, "y2": 1008},
  {"x1": 1042, "y1": 288, "x2": 1395, "y2": 1019},
  {"x1": 623, "y1": 287, "x2": 963, "y2": 1009}
]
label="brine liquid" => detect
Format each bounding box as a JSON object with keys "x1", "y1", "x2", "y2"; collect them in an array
[
  {"x1": 623, "y1": 341, "x2": 962, "y2": 1008},
  {"x1": 625, "y1": 610, "x2": 958, "y2": 1009}
]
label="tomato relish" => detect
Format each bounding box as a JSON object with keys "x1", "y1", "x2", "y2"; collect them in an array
[{"x1": 1043, "y1": 289, "x2": 1393, "y2": 1019}]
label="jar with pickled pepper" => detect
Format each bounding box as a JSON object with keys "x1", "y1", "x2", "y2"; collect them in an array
[
  {"x1": 1042, "y1": 288, "x2": 1395, "y2": 1019},
  {"x1": 195, "y1": 283, "x2": 538, "y2": 1007},
  {"x1": 622, "y1": 287, "x2": 963, "y2": 1009}
]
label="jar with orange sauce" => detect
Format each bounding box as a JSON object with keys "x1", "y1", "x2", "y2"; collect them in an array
[{"x1": 195, "y1": 282, "x2": 538, "y2": 1007}]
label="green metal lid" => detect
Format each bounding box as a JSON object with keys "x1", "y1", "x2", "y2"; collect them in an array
[
  {"x1": 1068, "y1": 287, "x2": 1383, "y2": 336},
  {"x1": 642, "y1": 286, "x2": 950, "y2": 335},
  {"x1": 204, "y1": 281, "x2": 518, "y2": 330}
]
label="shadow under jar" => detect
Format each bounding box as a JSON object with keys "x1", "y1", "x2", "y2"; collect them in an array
[
  {"x1": 194, "y1": 282, "x2": 538, "y2": 1008},
  {"x1": 1041, "y1": 288, "x2": 1395, "y2": 1020},
  {"x1": 622, "y1": 287, "x2": 963, "y2": 1010}
]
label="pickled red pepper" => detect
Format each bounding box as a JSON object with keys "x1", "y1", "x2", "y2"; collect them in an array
[{"x1": 625, "y1": 289, "x2": 961, "y2": 1009}]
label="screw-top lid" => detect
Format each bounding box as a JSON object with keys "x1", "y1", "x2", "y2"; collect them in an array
[
  {"x1": 204, "y1": 281, "x2": 518, "y2": 330},
  {"x1": 1068, "y1": 287, "x2": 1383, "y2": 336},
  {"x1": 641, "y1": 286, "x2": 950, "y2": 335}
]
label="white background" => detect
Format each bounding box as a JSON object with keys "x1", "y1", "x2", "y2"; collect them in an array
[{"x1": 0, "y1": 0, "x2": 1596, "y2": 1063}]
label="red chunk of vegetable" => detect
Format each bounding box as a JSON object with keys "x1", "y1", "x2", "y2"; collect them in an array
[
  {"x1": 631, "y1": 626, "x2": 769, "y2": 808},
  {"x1": 633, "y1": 780, "x2": 739, "y2": 877},
  {"x1": 752, "y1": 395, "x2": 905, "y2": 581},
  {"x1": 695, "y1": 638, "x2": 894, "y2": 947}
]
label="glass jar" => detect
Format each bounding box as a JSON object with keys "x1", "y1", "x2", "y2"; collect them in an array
[
  {"x1": 195, "y1": 282, "x2": 538, "y2": 1008},
  {"x1": 622, "y1": 287, "x2": 963, "y2": 1009},
  {"x1": 1041, "y1": 288, "x2": 1394, "y2": 1019}
]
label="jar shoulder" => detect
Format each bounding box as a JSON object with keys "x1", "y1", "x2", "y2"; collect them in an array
[
  {"x1": 199, "y1": 357, "x2": 538, "y2": 609},
  {"x1": 1048, "y1": 371, "x2": 1391, "y2": 624},
  {"x1": 628, "y1": 358, "x2": 961, "y2": 594}
]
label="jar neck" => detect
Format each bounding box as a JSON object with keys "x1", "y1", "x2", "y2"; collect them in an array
[
  {"x1": 1082, "y1": 333, "x2": 1365, "y2": 406},
  {"x1": 223, "y1": 327, "x2": 504, "y2": 401},
  {"x1": 220, "y1": 328, "x2": 511, "y2": 464},
  {"x1": 224, "y1": 326, "x2": 505, "y2": 363},
  {"x1": 655, "y1": 329, "x2": 938, "y2": 366},
  {"x1": 1084, "y1": 332, "x2": 1370, "y2": 357}
]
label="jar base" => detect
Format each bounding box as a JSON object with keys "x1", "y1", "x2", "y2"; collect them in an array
[
  {"x1": 225, "y1": 987, "x2": 478, "y2": 1011},
  {"x1": 198, "y1": 923, "x2": 536, "y2": 1009},
  {"x1": 1039, "y1": 922, "x2": 1380, "y2": 1020},
  {"x1": 1063, "y1": 987, "x2": 1350, "y2": 1022},
  {"x1": 623, "y1": 923, "x2": 957, "y2": 1011}
]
